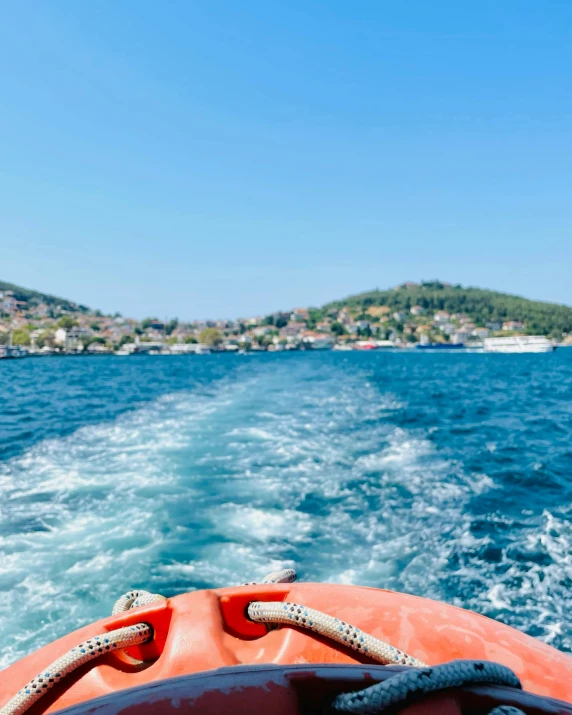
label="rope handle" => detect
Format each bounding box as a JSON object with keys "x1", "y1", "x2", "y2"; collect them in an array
[
  {"x1": 249, "y1": 568, "x2": 425, "y2": 667},
  {"x1": 248, "y1": 600, "x2": 425, "y2": 667},
  {"x1": 0, "y1": 623, "x2": 152, "y2": 715}
]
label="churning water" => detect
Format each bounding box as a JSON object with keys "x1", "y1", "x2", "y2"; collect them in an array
[{"x1": 1, "y1": 350, "x2": 572, "y2": 667}]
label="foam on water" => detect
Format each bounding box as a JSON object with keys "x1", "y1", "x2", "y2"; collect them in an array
[{"x1": 1, "y1": 352, "x2": 571, "y2": 668}]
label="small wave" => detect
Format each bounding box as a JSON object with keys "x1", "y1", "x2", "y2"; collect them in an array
[{"x1": 1, "y1": 353, "x2": 571, "y2": 668}]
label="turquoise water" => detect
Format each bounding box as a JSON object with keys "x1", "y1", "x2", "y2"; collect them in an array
[{"x1": 1, "y1": 351, "x2": 572, "y2": 667}]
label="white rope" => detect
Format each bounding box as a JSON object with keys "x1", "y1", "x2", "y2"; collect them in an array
[
  {"x1": 253, "y1": 570, "x2": 425, "y2": 666},
  {"x1": 248, "y1": 601, "x2": 426, "y2": 667},
  {"x1": 112, "y1": 589, "x2": 166, "y2": 614},
  {"x1": 260, "y1": 568, "x2": 298, "y2": 584},
  {"x1": 0, "y1": 623, "x2": 152, "y2": 715},
  {"x1": 0, "y1": 571, "x2": 421, "y2": 715}
]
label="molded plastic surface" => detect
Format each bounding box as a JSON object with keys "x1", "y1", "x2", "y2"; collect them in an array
[{"x1": 1, "y1": 583, "x2": 571, "y2": 713}]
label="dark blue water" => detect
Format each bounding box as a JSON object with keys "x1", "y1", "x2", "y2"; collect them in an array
[{"x1": 1, "y1": 351, "x2": 572, "y2": 667}]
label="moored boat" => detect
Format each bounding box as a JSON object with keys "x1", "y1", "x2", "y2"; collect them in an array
[
  {"x1": 0, "y1": 345, "x2": 27, "y2": 359},
  {"x1": 416, "y1": 343, "x2": 465, "y2": 350},
  {"x1": 354, "y1": 341, "x2": 377, "y2": 350},
  {"x1": 1, "y1": 569, "x2": 571, "y2": 715},
  {"x1": 484, "y1": 336, "x2": 555, "y2": 353}
]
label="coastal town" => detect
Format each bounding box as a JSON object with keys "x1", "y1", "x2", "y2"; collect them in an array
[{"x1": 0, "y1": 281, "x2": 567, "y2": 357}]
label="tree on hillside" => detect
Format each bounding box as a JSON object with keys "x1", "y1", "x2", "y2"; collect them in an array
[
  {"x1": 199, "y1": 328, "x2": 222, "y2": 347},
  {"x1": 165, "y1": 318, "x2": 178, "y2": 336},
  {"x1": 57, "y1": 316, "x2": 78, "y2": 329},
  {"x1": 116, "y1": 335, "x2": 133, "y2": 348},
  {"x1": 82, "y1": 335, "x2": 107, "y2": 349},
  {"x1": 12, "y1": 329, "x2": 31, "y2": 345},
  {"x1": 255, "y1": 334, "x2": 271, "y2": 348},
  {"x1": 36, "y1": 331, "x2": 56, "y2": 349}
]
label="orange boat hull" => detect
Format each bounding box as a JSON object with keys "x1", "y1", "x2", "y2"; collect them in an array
[{"x1": 1, "y1": 583, "x2": 571, "y2": 713}]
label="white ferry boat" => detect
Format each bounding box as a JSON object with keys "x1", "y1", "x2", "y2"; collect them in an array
[{"x1": 484, "y1": 335, "x2": 555, "y2": 353}]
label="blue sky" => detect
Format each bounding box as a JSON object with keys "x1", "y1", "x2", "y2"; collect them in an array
[{"x1": 1, "y1": 1, "x2": 571, "y2": 319}]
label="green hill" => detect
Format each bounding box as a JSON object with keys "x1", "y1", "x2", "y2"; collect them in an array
[
  {"x1": 324, "y1": 281, "x2": 572, "y2": 337},
  {"x1": 0, "y1": 280, "x2": 90, "y2": 314}
]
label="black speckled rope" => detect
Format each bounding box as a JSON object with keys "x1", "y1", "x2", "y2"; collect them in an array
[{"x1": 331, "y1": 660, "x2": 522, "y2": 713}]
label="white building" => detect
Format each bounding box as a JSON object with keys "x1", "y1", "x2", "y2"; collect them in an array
[
  {"x1": 439, "y1": 322, "x2": 455, "y2": 335},
  {"x1": 337, "y1": 309, "x2": 352, "y2": 326},
  {"x1": 302, "y1": 333, "x2": 334, "y2": 350},
  {"x1": 472, "y1": 327, "x2": 490, "y2": 339},
  {"x1": 291, "y1": 308, "x2": 309, "y2": 323},
  {"x1": 433, "y1": 311, "x2": 451, "y2": 324},
  {"x1": 253, "y1": 326, "x2": 273, "y2": 337},
  {"x1": 1, "y1": 292, "x2": 17, "y2": 315},
  {"x1": 54, "y1": 327, "x2": 91, "y2": 349},
  {"x1": 451, "y1": 329, "x2": 469, "y2": 344},
  {"x1": 502, "y1": 321, "x2": 525, "y2": 331}
]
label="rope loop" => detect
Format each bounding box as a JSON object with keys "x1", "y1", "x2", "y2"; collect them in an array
[
  {"x1": 112, "y1": 589, "x2": 166, "y2": 615},
  {"x1": 260, "y1": 568, "x2": 297, "y2": 584}
]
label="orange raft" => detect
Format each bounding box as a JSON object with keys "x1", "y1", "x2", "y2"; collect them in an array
[{"x1": 1, "y1": 582, "x2": 572, "y2": 714}]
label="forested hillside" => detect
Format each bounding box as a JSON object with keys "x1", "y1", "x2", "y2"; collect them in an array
[
  {"x1": 324, "y1": 282, "x2": 572, "y2": 337},
  {"x1": 0, "y1": 280, "x2": 89, "y2": 314}
]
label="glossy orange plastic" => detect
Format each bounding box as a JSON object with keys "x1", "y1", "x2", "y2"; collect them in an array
[{"x1": 1, "y1": 583, "x2": 571, "y2": 714}]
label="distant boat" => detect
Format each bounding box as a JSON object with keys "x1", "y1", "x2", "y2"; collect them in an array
[
  {"x1": 484, "y1": 336, "x2": 555, "y2": 353},
  {"x1": 355, "y1": 341, "x2": 377, "y2": 350},
  {"x1": 375, "y1": 340, "x2": 395, "y2": 349},
  {"x1": 0, "y1": 345, "x2": 27, "y2": 359},
  {"x1": 0, "y1": 331, "x2": 27, "y2": 359},
  {"x1": 416, "y1": 343, "x2": 464, "y2": 350}
]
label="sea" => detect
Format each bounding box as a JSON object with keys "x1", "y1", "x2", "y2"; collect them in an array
[{"x1": 1, "y1": 350, "x2": 572, "y2": 668}]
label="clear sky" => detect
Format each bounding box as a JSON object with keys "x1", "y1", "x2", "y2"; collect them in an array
[{"x1": 1, "y1": 1, "x2": 571, "y2": 319}]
